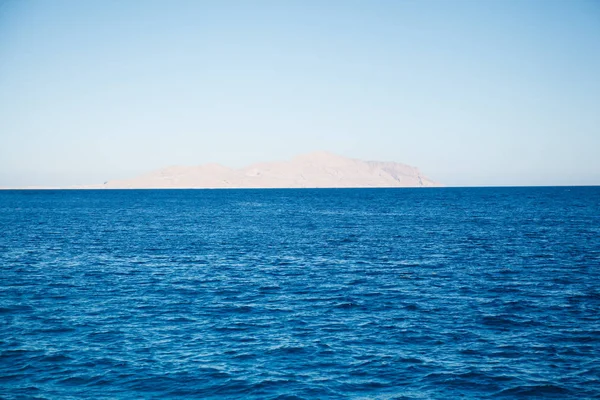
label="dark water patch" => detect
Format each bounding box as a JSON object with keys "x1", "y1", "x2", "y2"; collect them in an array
[{"x1": 38, "y1": 354, "x2": 73, "y2": 363}]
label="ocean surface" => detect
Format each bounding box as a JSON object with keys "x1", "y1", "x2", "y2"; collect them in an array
[{"x1": 1, "y1": 187, "x2": 599, "y2": 399}]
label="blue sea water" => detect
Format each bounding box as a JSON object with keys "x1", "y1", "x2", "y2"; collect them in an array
[{"x1": 0, "y1": 187, "x2": 599, "y2": 399}]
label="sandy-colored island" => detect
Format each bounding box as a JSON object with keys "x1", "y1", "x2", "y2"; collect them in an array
[{"x1": 73, "y1": 152, "x2": 440, "y2": 189}]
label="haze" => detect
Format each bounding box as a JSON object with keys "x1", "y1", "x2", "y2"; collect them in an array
[{"x1": 1, "y1": 0, "x2": 599, "y2": 187}]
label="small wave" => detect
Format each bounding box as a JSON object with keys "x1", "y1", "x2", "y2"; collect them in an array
[
  {"x1": 398, "y1": 357, "x2": 423, "y2": 364},
  {"x1": 37, "y1": 327, "x2": 76, "y2": 334},
  {"x1": 39, "y1": 353, "x2": 73, "y2": 363},
  {"x1": 494, "y1": 384, "x2": 571, "y2": 397},
  {"x1": 58, "y1": 375, "x2": 98, "y2": 386},
  {"x1": 269, "y1": 394, "x2": 306, "y2": 400},
  {"x1": 481, "y1": 314, "x2": 521, "y2": 327},
  {"x1": 0, "y1": 304, "x2": 34, "y2": 313},
  {"x1": 259, "y1": 285, "x2": 281, "y2": 292},
  {"x1": 270, "y1": 346, "x2": 309, "y2": 355},
  {"x1": 333, "y1": 302, "x2": 360, "y2": 309}
]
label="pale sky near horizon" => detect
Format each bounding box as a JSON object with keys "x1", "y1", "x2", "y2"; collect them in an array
[{"x1": 0, "y1": 0, "x2": 599, "y2": 187}]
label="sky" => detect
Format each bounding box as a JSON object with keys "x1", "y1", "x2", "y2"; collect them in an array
[{"x1": 0, "y1": 0, "x2": 599, "y2": 187}]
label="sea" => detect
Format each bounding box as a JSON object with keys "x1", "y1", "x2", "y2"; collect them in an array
[{"x1": 1, "y1": 187, "x2": 599, "y2": 399}]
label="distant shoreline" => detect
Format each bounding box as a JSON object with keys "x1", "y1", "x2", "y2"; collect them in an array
[{"x1": 1, "y1": 185, "x2": 598, "y2": 190}]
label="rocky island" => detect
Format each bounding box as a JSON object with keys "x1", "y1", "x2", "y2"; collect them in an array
[{"x1": 88, "y1": 152, "x2": 440, "y2": 189}]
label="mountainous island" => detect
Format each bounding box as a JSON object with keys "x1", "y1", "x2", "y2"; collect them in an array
[{"x1": 84, "y1": 152, "x2": 439, "y2": 189}]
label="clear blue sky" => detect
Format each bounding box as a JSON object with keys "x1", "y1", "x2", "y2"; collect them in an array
[{"x1": 1, "y1": 0, "x2": 599, "y2": 186}]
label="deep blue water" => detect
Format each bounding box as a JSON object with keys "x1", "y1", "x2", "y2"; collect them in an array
[{"x1": 1, "y1": 187, "x2": 599, "y2": 399}]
